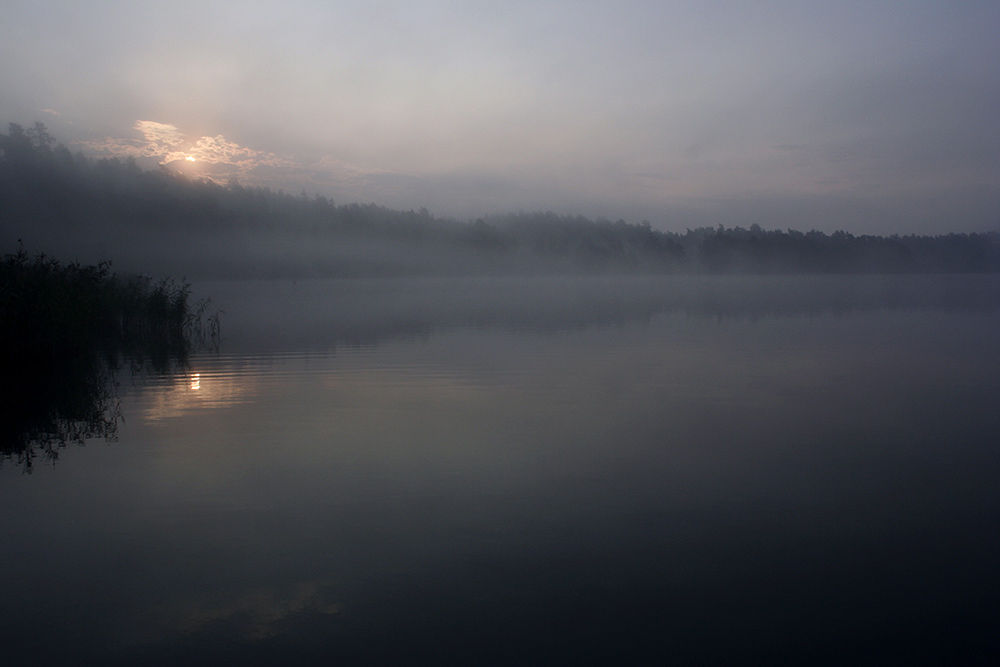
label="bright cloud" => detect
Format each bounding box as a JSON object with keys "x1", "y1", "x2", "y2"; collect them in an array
[
  {"x1": 81, "y1": 120, "x2": 186, "y2": 159},
  {"x1": 136, "y1": 120, "x2": 186, "y2": 151},
  {"x1": 161, "y1": 134, "x2": 293, "y2": 174},
  {"x1": 81, "y1": 120, "x2": 296, "y2": 182},
  {"x1": 76, "y1": 120, "x2": 393, "y2": 199}
]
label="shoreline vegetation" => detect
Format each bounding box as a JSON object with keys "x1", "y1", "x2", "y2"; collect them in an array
[
  {"x1": 0, "y1": 243, "x2": 219, "y2": 470},
  {"x1": 2, "y1": 122, "x2": 998, "y2": 278}
]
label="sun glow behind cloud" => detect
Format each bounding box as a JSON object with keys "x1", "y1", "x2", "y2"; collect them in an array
[
  {"x1": 75, "y1": 120, "x2": 390, "y2": 198},
  {"x1": 80, "y1": 120, "x2": 304, "y2": 184}
]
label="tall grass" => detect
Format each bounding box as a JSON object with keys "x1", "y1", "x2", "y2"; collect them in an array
[{"x1": 1, "y1": 243, "x2": 219, "y2": 469}]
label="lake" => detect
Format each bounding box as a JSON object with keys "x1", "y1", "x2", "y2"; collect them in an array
[{"x1": 2, "y1": 275, "x2": 998, "y2": 665}]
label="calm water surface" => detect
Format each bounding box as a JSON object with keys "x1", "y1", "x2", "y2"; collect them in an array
[{"x1": 2, "y1": 276, "x2": 998, "y2": 664}]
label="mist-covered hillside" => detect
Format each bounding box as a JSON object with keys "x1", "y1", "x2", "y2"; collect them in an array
[{"x1": 3, "y1": 122, "x2": 998, "y2": 278}]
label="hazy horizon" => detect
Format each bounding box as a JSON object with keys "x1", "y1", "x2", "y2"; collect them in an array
[{"x1": 3, "y1": 1, "x2": 998, "y2": 234}]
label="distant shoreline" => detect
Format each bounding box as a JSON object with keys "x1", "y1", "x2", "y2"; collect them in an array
[{"x1": 3, "y1": 122, "x2": 998, "y2": 279}]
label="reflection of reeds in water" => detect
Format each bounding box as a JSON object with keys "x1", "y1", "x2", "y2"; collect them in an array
[{"x1": 0, "y1": 244, "x2": 219, "y2": 470}]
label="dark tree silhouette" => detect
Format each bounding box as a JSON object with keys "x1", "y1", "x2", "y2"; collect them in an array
[{"x1": 2, "y1": 121, "x2": 997, "y2": 278}]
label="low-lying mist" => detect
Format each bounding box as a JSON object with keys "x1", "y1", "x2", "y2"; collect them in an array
[{"x1": 3, "y1": 121, "x2": 999, "y2": 279}]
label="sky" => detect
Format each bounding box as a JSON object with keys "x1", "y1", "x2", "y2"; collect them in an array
[{"x1": 2, "y1": 0, "x2": 998, "y2": 234}]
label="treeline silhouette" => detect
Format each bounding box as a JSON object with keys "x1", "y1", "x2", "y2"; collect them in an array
[{"x1": 2, "y1": 121, "x2": 998, "y2": 277}]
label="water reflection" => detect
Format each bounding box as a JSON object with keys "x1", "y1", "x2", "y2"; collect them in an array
[
  {"x1": 1, "y1": 327, "x2": 201, "y2": 471},
  {"x1": 7, "y1": 274, "x2": 998, "y2": 463},
  {"x1": 204, "y1": 274, "x2": 1000, "y2": 353},
  {"x1": 0, "y1": 354, "x2": 123, "y2": 469},
  {"x1": 2, "y1": 275, "x2": 998, "y2": 663},
  {"x1": 127, "y1": 581, "x2": 342, "y2": 646},
  {"x1": 135, "y1": 363, "x2": 257, "y2": 422}
]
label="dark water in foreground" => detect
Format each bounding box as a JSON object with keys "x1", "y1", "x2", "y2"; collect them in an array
[{"x1": 2, "y1": 275, "x2": 998, "y2": 665}]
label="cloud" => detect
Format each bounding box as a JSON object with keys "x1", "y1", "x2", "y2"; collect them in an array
[
  {"x1": 79, "y1": 120, "x2": 299, "y2": 182},
  {"x1": 76, "y1": 120, "x2": 397, "y2": 200},
  {"x1": 315, "y1": 154, "x2": 381, "y2": 181},
  {"x1": 80, "y1": 120, "x2": 186, "y2": 159}
]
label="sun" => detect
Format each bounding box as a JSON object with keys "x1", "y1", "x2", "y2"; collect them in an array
[{"x1": 185, "y1": 155, "x2": 196, "y2": 162}]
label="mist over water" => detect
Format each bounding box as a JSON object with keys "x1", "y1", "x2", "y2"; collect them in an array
[
  {"x1": 4, "y1": 3, "x2": 1000, "y2": 661},
  {"x1": 3, "y1": 123, "x2": 998, "y2": 280},
  {"x1": 2, "y1": 275, "x2": 998, "y2": 664}
]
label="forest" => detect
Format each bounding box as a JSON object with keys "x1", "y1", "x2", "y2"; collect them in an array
[{"x1": 2, "y1": 122, "x2": 998, "y2": 278}]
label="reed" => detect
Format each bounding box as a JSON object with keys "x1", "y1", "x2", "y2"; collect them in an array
[{"x1": 0, "y1": 243, "x2": 219, "y2": 469}]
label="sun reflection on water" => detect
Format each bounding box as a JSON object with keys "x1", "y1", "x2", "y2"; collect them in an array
[{"x1": 134, "y1": 357, "x2": 262, "y2": 422}]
